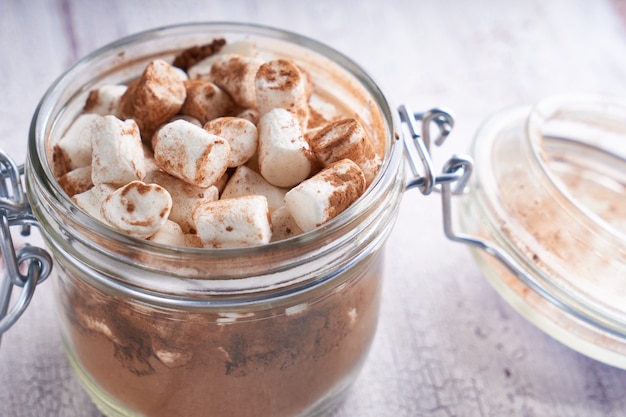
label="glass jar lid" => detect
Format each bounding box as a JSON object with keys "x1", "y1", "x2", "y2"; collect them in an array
[{"x1": 463, "y1": 93, "x2": 626, "y2": 368}]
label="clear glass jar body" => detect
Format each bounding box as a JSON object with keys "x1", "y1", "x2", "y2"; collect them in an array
[
  {"x1": 25, "y1": 23, "x2": 405, "y2": 417},
  {"x1": 460, "y1": 94, "x2": 626, "y2": 368}
]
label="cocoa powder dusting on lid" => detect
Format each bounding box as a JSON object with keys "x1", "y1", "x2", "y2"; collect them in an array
[{"x1": 172, "y1": 38, "x2": 226, "y2": 71}]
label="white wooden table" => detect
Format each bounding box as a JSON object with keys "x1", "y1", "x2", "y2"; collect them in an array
[{"x1": 2, "y1": 0, "x2": 626, "y2": 416}]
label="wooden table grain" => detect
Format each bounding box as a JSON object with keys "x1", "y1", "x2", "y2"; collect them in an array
[{"x1": 2, "y1": 1, "x2": 626, "y2": 416}]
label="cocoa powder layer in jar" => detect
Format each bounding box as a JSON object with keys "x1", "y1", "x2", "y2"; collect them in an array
[{"x1": 56, "y1": 253, "x2": 383, "y2": 417}]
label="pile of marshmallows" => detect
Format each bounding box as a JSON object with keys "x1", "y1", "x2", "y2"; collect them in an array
[{"x1": 53, "y1": 40, "x2": 381, "y2": 249}]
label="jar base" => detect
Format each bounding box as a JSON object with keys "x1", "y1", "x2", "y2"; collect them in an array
[{"x1": 63, "y1": 339, "x2": 361, "y2": 417}]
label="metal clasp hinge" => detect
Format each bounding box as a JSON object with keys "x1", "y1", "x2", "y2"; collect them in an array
[
  {"x1": 0, "y1": 151, "x2": 52, "y2": 346},
  {"x1": 398, "y1": 105, "x2": 472, "y2": 196},
  {"x1": 399, "y1": 104, "x2": 478, "y2": 253},
  {"x1": 398, "y1": 105, "x2": 563, "y2": 321}
]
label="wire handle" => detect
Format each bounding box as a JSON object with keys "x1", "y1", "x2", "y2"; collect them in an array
[
  {"x1": 0, "y1": 150, "x2": 52, "y2": 347},
  {"x1": 399, "y1": 104, "x2": 527, "y2": 280},
  {"x1": 399, "y1": 105, "x2": 471, "y2": 195}
]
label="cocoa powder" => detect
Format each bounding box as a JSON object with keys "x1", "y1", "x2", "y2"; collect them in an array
[
  {"x1": 60, "y1": 253, "x2": 383, "y2": 417},
  {"x1": 84, "y1": 89, "x2": 102, "y2": 113},
  {"x1": 172, "y1": 38, "x2": 226, "y2": 71}
]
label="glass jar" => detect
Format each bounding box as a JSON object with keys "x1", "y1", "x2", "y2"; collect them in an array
[
  {"x1": 8, "y1": 20, "x2": 626, "y2": 417},
  {"x1": 23, "y1": 23, "x2": 406, "y2": 417},
  {"x1": 458, "y1": 93, "x2": 626, "y2": 369}
]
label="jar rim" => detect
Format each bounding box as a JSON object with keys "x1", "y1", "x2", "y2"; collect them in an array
[{"x1": 526, "y1": 92, "x2": 626, "y2": 242}]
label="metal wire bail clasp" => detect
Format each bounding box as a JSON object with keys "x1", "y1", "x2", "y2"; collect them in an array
[
  {"x1": 0, "y1": 150, "x2": 52, "y2": 346},
  {"x1": 399, "y1": 105, "x2": 542, "y2": 297},
  {"x1": 399, "y1": 105, "x2": 472, "y2": 196}
]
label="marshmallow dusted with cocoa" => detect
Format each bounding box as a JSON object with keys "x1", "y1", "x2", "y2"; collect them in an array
[
  {"x1": 180, "y1": 80, "x2": 235, "y2": 125},
  {"x1": 153, "y1": 119, "x2": 231, "y2": 188},
  {"x1": 58, "y1": 165, "x2": 93, "y2": 197},
  {"x1": 310, "y1": 118, "x2": 381, "y2": 185},
  {"x1": 101, "y1": 181, "x2": 172, "y2": 239},
  {"x1": 83, "y1": 84, "x2": 127, "y2": 118},
  {"x1": 90, "y1": 115, "x2": 146, "y2": 187},
  {"x1": 203, "y1": 117, "x2": 258, "y2": 167},
  {"x1": 119, "y1": 59, "x2": 186, "y2": 139},
  {"x1": 192, "y1": 195, "x2": 272, "y2": 248},
  {"x1": 236, "y1": 108, "x2": 259, "y2": 125},
  {"x1": 257, "y1": 108, "x2": 312, "y2": 188},
  {"x1": 148, "y1": 220, "x2": 203, "y2": 248},
  {"x1": 53, "y1": 113, "x2": 100, "y2": 177},
  {"x1": 221, "y1": 165, "x2": 287, "y2": 214},
  {"x1": 270, "y1": 205, "x2": 303, "y2": 242},
  {"x1": 255, "y1": 59, "x2": 310, "y2": 124},
  {"x1": 54, "y1": 38, "x2": 383, "y2": 247},
  {"x1": 71, "y1": 184, "x2": 117, "y2": 223},
  {"x1": 144, "y1": 170, "x2": 219, "y2": 233},
  {"x1": 285, "y1": 159, "x2": 366, "y2": 232},
  {"x1": 192, "y1": 53, "x2": 263, "y2": 109}
]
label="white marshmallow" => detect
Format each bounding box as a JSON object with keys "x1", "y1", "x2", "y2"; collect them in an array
[
  {"x1": 221, "y1": 165, "x2": 287, "y2": 213},
  {"x1": 187, "y1": 41, "x2": 259, "y2": 79},
  {"x1": 172, "y1": 66, "x2": 189, "y2": 82},
  {"x1": 169, "y1": 114, "x2": 203, "y2": 128},
  {"x1": 219, "y1": 40, "x2": 258, "y2": 58},
  {"x1": 257, "y1": 108, "x2": 311, "y2": 188},
  {"x1": 142, "y1": 144, "x2": 161, "y2": 175},
  {"x1": 236, "y1": 108, "x2": 259, "y2": 125},
  {"x1": 192, "y1": 195, "x2": 271, "y2": 248},
  {"x1": 71, "y1": 184, "x2": 116, "y2": 223},
  {"x1": 58, "y1": 165, "x2": 93, "y2": 197},
  {"x1": 180, "y1": 80, "x2": 235, "y2": 125},
  {"x1": 148, "y1": 220, "x2": 203, "y2": 248},
  {"x1": 284, "y1": 159, "x2": 366, "y2": 232},
  {"x1": 194, "y1": 53, "x2": 263, "y2": 109},
  {"x1": 310, "y1": 118, "x2": 381, "y2": 185},
  {"x1": 119, "y1": 59, "x2": 186, "y2": 138},
  {"x1": 83, "y1": 84, "x2": 127, "y2": 117},
  {"x1": 308, "y1": 94, "x2": 340, "y2": 124},
  {"x1": 270, "y1": 205, "x2": 303, "y2": 241},
  {"x1": 153, "y1": 119, "x2": 231, "y2": 188},
  {"x1": 53, "y1": 113, "x2": 100, "y2": 177},
  {"x1": 101, "y1": 181, "x2": 172, "y2": 239},
  {"x1": 204, "y1": 117, "x2": 258, "y2": 167},
  {"x1": 144, "y1": 170, "x2": 219, "y2": 233},
  {"x1": 183, "y1": 233, "x2": 204, "y2": 248},
  {"x1": 213, "y1": 171, "x2": 230, "y2": 194},
  {"x1": 90, "y1": 115, "x2": 146, "y2": 187},
  {"x1": 255, "y1": 59, "x2": 309, "y2": 123}
]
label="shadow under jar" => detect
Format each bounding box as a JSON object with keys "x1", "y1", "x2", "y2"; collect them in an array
[{"x1": 25, "y1": 23, "x2": 405, "y2": 417}]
